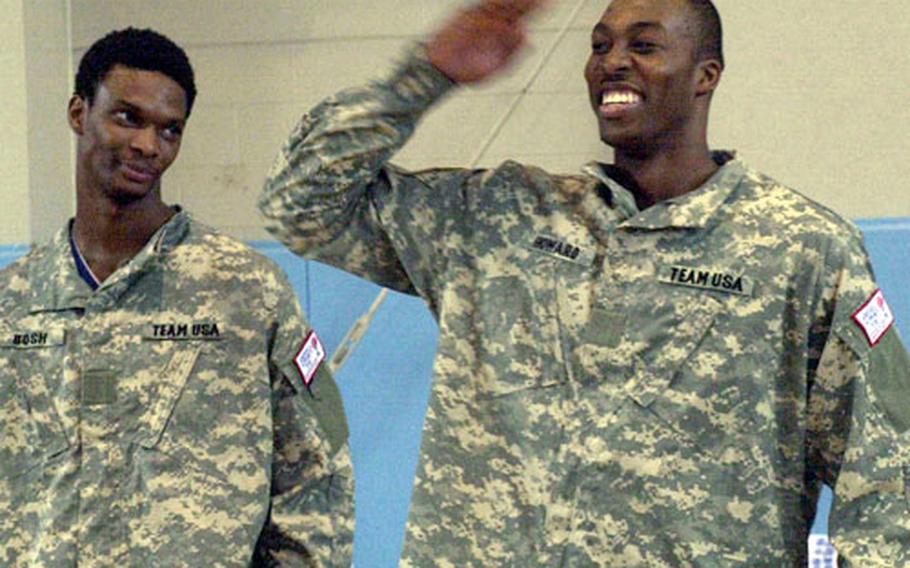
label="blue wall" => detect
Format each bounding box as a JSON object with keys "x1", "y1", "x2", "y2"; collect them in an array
[
  {"x1": 0, "y1": 245, "x2": 29, "y2": 268},
  {"x1": 1, "y1": 218, "x2": 906, "y2": 566}
]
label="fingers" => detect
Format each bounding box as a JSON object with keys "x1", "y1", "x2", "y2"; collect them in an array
[
  {"x1": 425, "y1": 0, "x2": 546, "y2": 84},
  {"x1": 477, "y1": 0, "x2": 549, "y2": 24}
]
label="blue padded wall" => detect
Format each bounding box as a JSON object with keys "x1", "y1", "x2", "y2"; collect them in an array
[
  {"x1": 0, "y1": 246, "x2": 29, "y2": 268},
  {"x1": 244, "y1": 245, "x2": 438, "y2": 567}
]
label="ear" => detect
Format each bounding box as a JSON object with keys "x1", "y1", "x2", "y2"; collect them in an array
[
  {"x1": 68, "y1": 95, "x2": 87, "y2": 135},
  {"x1": 694, "y1": 58, "x2": 722, "y2": 97}
]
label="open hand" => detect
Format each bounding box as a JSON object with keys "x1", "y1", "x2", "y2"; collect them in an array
[{"x1": 426, "y1": 0, "x2": 548, "y2": 84}]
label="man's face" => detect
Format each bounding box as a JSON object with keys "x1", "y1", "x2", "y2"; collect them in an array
[
  {"x1": 69, "y1": 65, "x2": 188, "y2": 204},
  {"x1": 584, "y1": 0, "x2": 705, "y2": 153}
]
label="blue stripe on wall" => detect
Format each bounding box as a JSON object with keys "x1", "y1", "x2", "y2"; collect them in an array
[
  {"x1": 0, "y1": 218, "x2": 906, "y2": 566},
  {"x1": 858, "y1": 218, "x2": 910, "y2": 339},
  {"x1": 0, "y1": 245, "x2": 29, "y2": 267}
]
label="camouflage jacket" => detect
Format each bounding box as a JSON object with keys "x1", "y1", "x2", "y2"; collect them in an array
[
  {"x1": 260, "y1": 48, "x2": 910, "y2": 567},
  {"x1": 0, "y1": 211, "x2": 354, "y2": 567}
]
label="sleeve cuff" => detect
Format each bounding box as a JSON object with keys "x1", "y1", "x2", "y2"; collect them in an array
[{"x1": 383, "y1": 42, "x2": 458, "y2": 108}]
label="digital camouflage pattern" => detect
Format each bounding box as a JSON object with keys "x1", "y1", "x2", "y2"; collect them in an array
[
  {"x1": 0, "y1": 211, "x2": 353, "y2": 567},
  {"x1": 260, "y1": 47, "x2": 910, "y2": 566}
]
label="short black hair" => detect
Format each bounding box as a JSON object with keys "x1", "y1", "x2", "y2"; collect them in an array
[
  {"x1": 75, "y1": 27, "x2": 197, "y2": 116},
  {"x1": 687, "y1": 0, "x2": 724, "y2": 68}
]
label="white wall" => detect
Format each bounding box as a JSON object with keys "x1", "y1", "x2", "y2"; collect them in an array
[
  {"x1": 1, "y1": 0, "x2": 905, "y2": 243},
  {"x1": 0, "y1": 0, "x2": 73, "y2": 246},
  {"x1": 24, "y1": 0, "x2": 74, "y2": 244},
  {"x1": 0, "y1": 0, "x2": 34, "y2": 245}
]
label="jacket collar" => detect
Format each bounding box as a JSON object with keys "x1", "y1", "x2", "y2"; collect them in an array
[
  {"x1": 29, "y1": 209, "x2": 191, "y2": 313},
  {"x1": 583, "y1": 152, "x2": 747, "y2": 230}
]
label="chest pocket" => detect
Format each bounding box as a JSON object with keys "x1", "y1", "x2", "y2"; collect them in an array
[
  {"x1": 475, "y1": 250, "x2": 568, "y2": 397},
  {"x1": 617, "y1": 290, "x2": 748, "y2": 455},
  {"x1": 133, "y1": 343, "x2": 203, "y2": 450},
  {"x1": 125, "y1": 323, "x2": 269, "y2": 560},
  {"x1": 126, "y1": 320, "x2": 232, "y2": 450},
  {"x1": 0, "y1": 325, "x2": 70, "y2": 479},
  {"x1": 129, "y1": 319, "x2": 269, "y2": 481}
]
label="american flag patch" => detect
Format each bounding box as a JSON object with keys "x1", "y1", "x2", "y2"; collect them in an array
[
  {"x1": 852, "y1": 289, "x2": 895, "y2": 347},
  {"x1": 294, "y1": 330, "x2": 326, "y2": 387}
]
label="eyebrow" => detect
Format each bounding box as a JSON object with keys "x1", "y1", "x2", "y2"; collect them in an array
[
  {"x1": 112, "y1": 99, "x2": 141, "y2": 111},
  {"x1": 112, "y1": 99, "x2": 186, "y2": 126},
  {"x1": 592, "y1": 20, "x2": 665, "y2": 36}
]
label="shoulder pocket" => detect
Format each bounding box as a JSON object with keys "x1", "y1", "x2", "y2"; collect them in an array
[
  {"x1": 833, "y1": 293, "x2": 910, "y2": 436},
  {"x1": 862, "y1": 328, "x2": 910, "y2": 435},
  {"x1": 279, "y1": 363, "x2": 349, "y2": 457}
]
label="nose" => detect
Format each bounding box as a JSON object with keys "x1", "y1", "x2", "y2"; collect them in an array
[
  {"x1": 603, "y1": 46, "x2": 631, "y2": 77},
  {"x1": 130, "y1": 125, "x2": 160, "y2": 158}
]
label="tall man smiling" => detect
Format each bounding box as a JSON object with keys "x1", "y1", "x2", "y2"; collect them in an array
[
  {"x1": 0, "y1": 28, "x2": 353, "y2": 566},
  {"x1": 260, "y1": 0, "x2": 910, "y2": 565}
]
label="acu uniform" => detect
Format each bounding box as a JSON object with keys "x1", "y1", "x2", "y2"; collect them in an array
[
  {"x1": 260, "y1": 48, "x2": 910, "y2": 566},
  {"x1": 0, "y1": 211, "x2": 353, "y2": 567}
]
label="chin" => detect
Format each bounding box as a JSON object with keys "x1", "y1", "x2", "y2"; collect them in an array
[
  {"x1": 599, "y1": 129, "x2": 633, "y2": 151},
  {"x1": 105, "y1": 183, "x2": 157, "y2": 205},
  {"x1": 599, "y1": 127, "x2": 650, "y2": 156}
]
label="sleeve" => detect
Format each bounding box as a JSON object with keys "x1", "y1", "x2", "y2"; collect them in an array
[
  {"x1": 805, "y1": 236, "x2": 910, "y2": 566},
  {"x1": 257, "y1": 44, "x2": 478, "y2": 308},
  {"x1": 252, "y1": 272, "x2": 354, "y2": 567}
]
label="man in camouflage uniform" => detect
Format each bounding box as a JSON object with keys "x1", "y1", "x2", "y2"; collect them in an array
[
  {"x1": 260, "y1": 0, "x2": 910, "y2": 565},
  {"x1": 0, "y1": 29, "x2": 353, "y2": 566}
]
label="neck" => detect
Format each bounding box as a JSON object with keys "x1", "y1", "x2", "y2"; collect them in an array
[
  {"x1": 72, "y1": 183, "x2": 175, "y2": 283},
  {"x1": 613, "y1": 139, "x2": 718, "y2": 210}
]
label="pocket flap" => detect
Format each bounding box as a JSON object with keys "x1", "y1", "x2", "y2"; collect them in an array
[
  {"x1": 138, "y1": 345, "x2": 202, "y2": 449},
  {"x1": 623, "y1": 294, "x2": 724, "y2": 408}
]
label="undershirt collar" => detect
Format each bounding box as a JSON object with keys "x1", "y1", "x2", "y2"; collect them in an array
[{"x1": 69, "y1": 228, "x2": 101, "y2": 291}]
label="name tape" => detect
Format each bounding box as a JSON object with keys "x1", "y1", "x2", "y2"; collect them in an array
[
  {"x1": 526, "y1": 234, "x2": 595, "y2": 266},
  {"x1": 659, "y1": 265, "x2": 754, "y2": 297},
  {"x1": 1, "y1": 328, "x2": 66, "y2": 348},
  {"x1": 144, "y1": 322, "x2": 222, "y2": 341}
]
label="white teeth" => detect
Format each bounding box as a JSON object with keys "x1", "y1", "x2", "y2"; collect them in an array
[{"x1": 601, "y1": 91, "x2": 641, "y2": 105}]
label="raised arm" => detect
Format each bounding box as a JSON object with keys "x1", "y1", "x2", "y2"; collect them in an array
[{"x1": 258, "y1": 0, "x2": 546, "y2": 296}]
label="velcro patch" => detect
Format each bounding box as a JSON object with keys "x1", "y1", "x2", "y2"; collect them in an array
[
  {"x1": 82, "y1": 369, "x2": 116, "y2": 406},
  {"x1": 852, "y1": 289, "x2": 895, "y2": 347},
  {"x1": 294, "y1": 331, "x2": 326, "y2": 388}
]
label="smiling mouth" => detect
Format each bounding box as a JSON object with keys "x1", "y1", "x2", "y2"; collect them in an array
[
  {"x1": 599, "y1": 90, "x2": 644, "y2": 118},
  {"x1": 121, "y1": 163, "x2": 157, "y2": 184}
]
